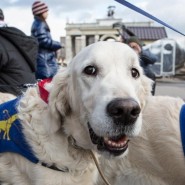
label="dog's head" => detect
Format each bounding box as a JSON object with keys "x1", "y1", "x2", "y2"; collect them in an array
[{"x1": 48, "y1": 41, "x2": 152, "y2": 157}]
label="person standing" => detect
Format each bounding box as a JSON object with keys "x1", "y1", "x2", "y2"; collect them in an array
[
  {"x1": 0, "y1": 9, "x2": 38, "y2": 96},
  {"x1": 126, "y1": 36, "x2": 157, "y2": 95},
  {"x1": 0, "y1": 8, "x2": 7, "y2": 27},
  {"x1": 31, "y1": 1, "x2": 62, "y2": 80}
]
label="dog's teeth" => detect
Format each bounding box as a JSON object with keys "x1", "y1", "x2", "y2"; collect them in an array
[
  {"x1": 104, "y1": 137, "x2": 109, "y2": 142},
  {"x1": 113, "y1": 143, "x2": 116, "y2": 147},
  {"x1": 120, "y1": 143, "x2": 124, "y2": 147},
  {"x1": 103, "y1": 135, "x2": 128, "y2": 148},
  {"x1": 108, "y1": 140, "x2": 112, "y2": 145}
]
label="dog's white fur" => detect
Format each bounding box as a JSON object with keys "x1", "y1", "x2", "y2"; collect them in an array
[
  {"x1": 0, "y1": 41, "x2": 152, "y2": 185},
  {"x1": 99, "y1": 96, "x2": 185, "y2": 185},
  {"x1": 0, "y1": 92, "x2": 16, "y2": 104}
]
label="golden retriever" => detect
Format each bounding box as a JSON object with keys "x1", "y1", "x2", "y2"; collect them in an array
[
  {"x1": 98, "y1": 95, "x2": 185, "y2": 185},
  {"x1": 0, "y1": 41, "x2": 151, "y2": 185}
]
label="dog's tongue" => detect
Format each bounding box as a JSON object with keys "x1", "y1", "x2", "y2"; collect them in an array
[{"x1": 112, "y1": 135, "x2": 127, "y2": 143}]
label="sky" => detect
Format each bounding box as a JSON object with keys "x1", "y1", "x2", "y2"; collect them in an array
[{"x1": 1, "y1": 0, "x2": 185, "y2": 42}]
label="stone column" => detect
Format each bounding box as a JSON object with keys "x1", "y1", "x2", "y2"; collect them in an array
[
  {"x1": 65, "y1": 35, "x2": 72, "y2": 62},
  {"x1": 95, "y1": 35, "x2": 100, "y2": 42},
  {"x1": 81, "y1": 35, "x2": 86, "y2": 49}
]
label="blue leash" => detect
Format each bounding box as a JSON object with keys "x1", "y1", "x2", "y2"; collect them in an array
[
  {"x1": 115, "y1": 0, "x2": 185, "y2": 36},
  {"x1": 180, "y1": 104, "x2": 185, "y2": 155}
]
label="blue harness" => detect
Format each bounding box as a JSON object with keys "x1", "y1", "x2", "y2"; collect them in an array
[
  {"x1": 0, "y1": 98, "x2": 69, "y2": 172},
  {"x1": 180, "y1": 104, "x2": 185, "y2": 156},
  {"x1": 0, "y1": 98, "x2": 39, "y2": 163}
]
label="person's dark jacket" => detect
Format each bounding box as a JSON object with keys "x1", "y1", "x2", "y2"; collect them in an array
[
  {"x1": 140, "y1": 50, "x2": 157, "y2": 81},
  {"x1": 0, "y1": 27, "x2": 38, "y2": 96},
  {"x1": 31, "y1": 16, "x2": 61, "y2": 79}
]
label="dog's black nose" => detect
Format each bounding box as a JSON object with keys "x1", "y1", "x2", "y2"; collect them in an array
[{"x1": 106, "y1": 98, "x2": 141, "y2": 126}]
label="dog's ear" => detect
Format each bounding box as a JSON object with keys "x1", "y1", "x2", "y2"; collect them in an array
[
  {"x1": 48, "y1": 67, "x2": 71, "y2": 123},
  {"x1": 138, "y1": 75, "x2": 153, "y2": 109}
]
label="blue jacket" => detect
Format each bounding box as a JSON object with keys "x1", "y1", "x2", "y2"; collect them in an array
[
  {"x1": 31, "y1": 16, "x2": 61, "y2": 79},
  {"x1": 140, "y1": 50, "x2": 157, "y2": 81}
]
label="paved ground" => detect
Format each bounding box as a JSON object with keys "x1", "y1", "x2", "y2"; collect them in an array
[{"x1": 155, "y1": 76, "x2": 185, "y2": 99}]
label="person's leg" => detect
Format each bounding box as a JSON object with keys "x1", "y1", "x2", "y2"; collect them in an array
[{"x1": 151, "y1": 81, "x2": 156, "y2": 96}]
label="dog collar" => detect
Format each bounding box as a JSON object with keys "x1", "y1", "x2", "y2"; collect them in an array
[
  {"x1": 180, "y1": 104, "x2": 185, "y2": 156},
  {"x1": 0, "y1": 98, "x2": 69, "y2": 173},
  {"x1": 38, "y1": 78, "x2": 52, "y2": 103}
]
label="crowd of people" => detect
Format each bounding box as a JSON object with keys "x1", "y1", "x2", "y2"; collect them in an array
[
  {"x1": 0, "y1": 1, "x2": 62, "y2": 96},
  {"x1": 0, "y1": 1, "x2": 157, "y2": 97}
]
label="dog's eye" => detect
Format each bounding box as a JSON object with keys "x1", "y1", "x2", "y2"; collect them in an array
[
  {"x1": 83, "y1": 65, "x2": 97, "y2": 76},
  {"x1": 131, "y1": 68, "x2": 140, "y2": 78}
]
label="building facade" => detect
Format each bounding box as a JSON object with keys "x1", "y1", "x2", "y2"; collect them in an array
[{"x1": 63, "y1": 18, "x2": 167, "y2": 62}]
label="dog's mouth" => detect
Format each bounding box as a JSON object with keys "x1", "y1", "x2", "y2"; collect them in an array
[{"x1": 88, "y1": 123, "x2": 129, "y2": 156}]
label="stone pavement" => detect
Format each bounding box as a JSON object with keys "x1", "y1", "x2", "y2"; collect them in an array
[{"x1": 155, "y1": 75, "x2": 185, "y2": 99}]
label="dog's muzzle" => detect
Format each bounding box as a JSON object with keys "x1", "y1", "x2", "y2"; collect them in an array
[{"x1": 88, "y1": 98, "x2": 141, "y2": 156}]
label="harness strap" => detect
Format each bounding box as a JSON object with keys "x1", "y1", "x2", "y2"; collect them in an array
[
  {"x1": 0, "y1": 84, "x2": 37, "y2": 88},
  {"x1": 39, "y1": 162, "x2": 69, "y2": 172},
  {"x1": 180, "y1": 104, "x2": 185, "y2": 155}
]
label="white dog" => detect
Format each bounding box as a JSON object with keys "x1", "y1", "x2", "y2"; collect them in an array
[
  {"x1": 0, "y1": 92, "x2": 16, "y2": 104},
  {"x1": 0, "y1": 41, "x2": 151, "y2": 185},
  {"x1": 98, "y1": 95, "x2": 185, "y2": 185}
]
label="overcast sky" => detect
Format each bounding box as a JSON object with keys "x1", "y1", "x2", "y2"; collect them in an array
[{"x1": 1, "y1": 0, "x2": 185, "y2": 42}]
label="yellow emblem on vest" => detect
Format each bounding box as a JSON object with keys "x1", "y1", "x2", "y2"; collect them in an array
[{"x1": 0, "y1": 110, "x2": 17, "y2": 140}]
